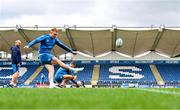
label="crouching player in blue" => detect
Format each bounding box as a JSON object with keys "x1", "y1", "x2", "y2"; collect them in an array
[
  {"x1": 54, "y1": 62, "x2": 84, "y2": 88},
  {"x1": 24, "y1": 28, "x2": 84, "y2": 88}
]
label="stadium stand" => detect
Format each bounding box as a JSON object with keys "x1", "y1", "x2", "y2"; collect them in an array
[
  {"x1": 0, "y1": 65, "x2": 38, "y2": 84},
  {"x1": 98, "y1": 63, "x2": 156, "y2": 85},
  {"x1": 149, "y1": 64, "x2": 165, "y2": 85},
  {"x1": 91, "y1": 65, "x2": 100, "y2": 85},
  {"x1": 31, "y1": 63, "x2": 94, "y2": 85},
  {"x1": 24, "y1": 66, "x2": 43, "y2": 85},
  {"x1": 76, "y1": 63, "x2": 94, "y2": 81},
  {"x1": 1, "y1": 27, "x2": 180, "y2": 88},
  {"x1": 1, "y1": 61, "x2": 180, "y2": 87},
  {"x1": 156, "y1": 64, "x2": 180, "y2": 85},
  {"x1": 32, "y1": 66, "x2": 49, "y2": 84}
]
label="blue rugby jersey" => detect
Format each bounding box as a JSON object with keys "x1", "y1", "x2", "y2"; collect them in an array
[{"x1": 28, "y1": 34, "x2": 73, "y2": 54}]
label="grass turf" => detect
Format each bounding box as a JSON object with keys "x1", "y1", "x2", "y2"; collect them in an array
[{"x1": 0, "y1": 88, "x2": 180, "y2": 109}]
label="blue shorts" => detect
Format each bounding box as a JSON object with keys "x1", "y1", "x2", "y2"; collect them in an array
[
  {"x1": 39, "y1": 53, "x2": 53, "y2": 65},
  {"x1": 12, "y1": 64, "x2": 20, "y2": 73},
  {"x1": 54, "y1": 73, "x2": 64, "y2": 83}
]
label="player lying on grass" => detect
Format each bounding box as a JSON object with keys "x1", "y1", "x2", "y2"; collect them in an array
[{"x1": 54, "y1": 62, "x2": 84, "y2": 88}]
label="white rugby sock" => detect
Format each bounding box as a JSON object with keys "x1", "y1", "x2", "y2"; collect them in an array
[{"x1": 50, "y1": 80, "x2": 54, "y2": 86}]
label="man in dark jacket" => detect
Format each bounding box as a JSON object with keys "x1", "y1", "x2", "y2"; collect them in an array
[{"x1": 9, "y1": 40, "x2": 22, "y2": 87}]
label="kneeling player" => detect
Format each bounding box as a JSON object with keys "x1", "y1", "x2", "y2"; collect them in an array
[{"x1": 54, "y1": 62, "x2": 84, "y2": 88}]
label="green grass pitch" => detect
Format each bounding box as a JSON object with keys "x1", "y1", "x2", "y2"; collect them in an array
[{"x1": 0, "y1": 88, "x2": 180, "y2": 109}]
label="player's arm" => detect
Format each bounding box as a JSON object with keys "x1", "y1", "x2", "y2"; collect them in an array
[
  {"x1": 24, "y1": 35, "x2": 46, "y2": 48},
  {"x1": 72, "y1": 75, "x2": 77, "y2": 80},
  {"x1": 63, "y1": 71, "x2": 77, "y2": 80},
  {"x1": 63, "y1": 74, "x2": 74, "y2": 79},
  {"x1": 68, "y1": 70, "x2": 77, "y2": 80},
  {"x1": 55, "y1": 38, "x2": 77, "y2": 55}
]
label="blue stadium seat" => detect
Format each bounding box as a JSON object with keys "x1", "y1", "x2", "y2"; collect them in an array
[
  {"x1": 156, "y1": 64, "x2": 180, "y2": 83},
  {"x1": 99, "y1": 64, "x2": 156, "y2": 84},
  {"x1": 0, "y1": 65, "x2": 38, "y2": 84}
]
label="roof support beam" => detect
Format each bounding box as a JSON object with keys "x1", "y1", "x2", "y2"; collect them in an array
[
  {"x1": 111, "y1": 29, "x2": 117, "y2": 51},
  {"x1": 151, "y1": 29, "x2": 165, "y2": 51},
  {"x1": 65, "y1": 29, "x2": 77, "y2": 51},
  {"x1": 89, "y1": 32, "x2": 95, "y2": 57},
  {"x1": 171, "y1": 39, "x2": 180, "y2": 57},
  {"x1": 18, "y1": 28, "x2": 37, "y2": 50},
  {"x1": 173, "y1": 53, "x2": 180, "y2": 58},
  {"x1": 132, "y1": 32, "x2": 138, "y2": 57}
]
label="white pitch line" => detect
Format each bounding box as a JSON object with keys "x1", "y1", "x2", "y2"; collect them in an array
[{"x1": 135, "y1": 88, "x2": 180, "y2": 96}]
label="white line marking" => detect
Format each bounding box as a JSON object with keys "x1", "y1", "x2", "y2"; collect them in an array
[{"x1": 135, "y1": 88, "x2": 180, "y2": 96}]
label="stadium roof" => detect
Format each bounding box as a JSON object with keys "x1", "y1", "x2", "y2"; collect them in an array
[{"x1": 0, "y1": 26, "x2": 180, "y2": 58}]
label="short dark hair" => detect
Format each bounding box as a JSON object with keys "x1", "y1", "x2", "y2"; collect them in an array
[
  {"x1": 70, "y1": 61, "x2": 76, "y2": 66},
  {"x1": 51, "y1": 28, "x2": 58, "y2": 32}
]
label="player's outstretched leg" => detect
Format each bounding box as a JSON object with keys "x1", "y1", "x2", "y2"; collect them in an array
[{"x1": 52, "y1": 57, "x2": 84, "y2": 73}]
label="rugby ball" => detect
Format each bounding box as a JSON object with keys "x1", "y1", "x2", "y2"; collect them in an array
[{"x1": 116, "y1": 38, "x2": 123, "y2": 48}]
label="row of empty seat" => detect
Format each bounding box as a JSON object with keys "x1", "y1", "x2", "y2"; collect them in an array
[
  {"x1": 1, "y1": 63, "x2": 180, "y2": 85},
  {"x1": 156, "y1": 64, "x2": 180, "y2": 82},
  {"x1": 0, "y1": 65, "x2": 38, "y2": 83},
  {"x1": 99, "y1": 64, "x2": 156, "y2": 83}
]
